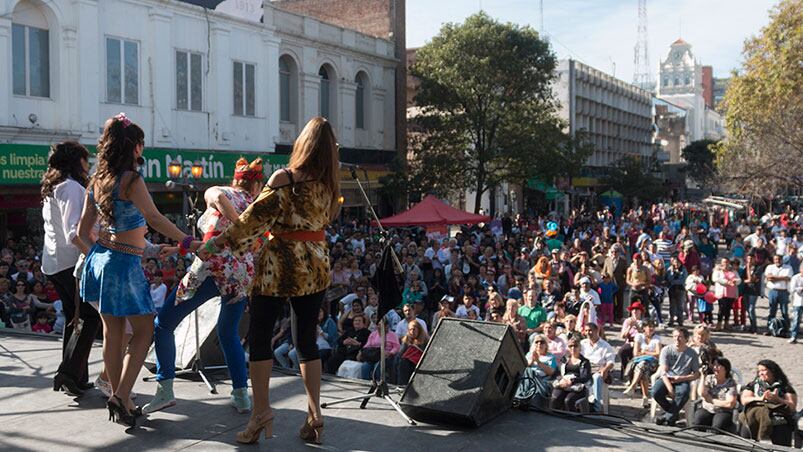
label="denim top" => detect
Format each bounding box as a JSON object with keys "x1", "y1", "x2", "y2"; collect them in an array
[{"x1": 90, "y1": 177, "x2": 146, "y2": 233}]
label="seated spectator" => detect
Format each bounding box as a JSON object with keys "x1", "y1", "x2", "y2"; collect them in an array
[
  {"x1": 30, "y1": 280, "x2": 55, "y2": 322},
  {"x1": 690, "y1": 324, "x2": 720, "y2": 377},
  {"x1": 5, "y1": 280, "x2": 35, "y2": 331},
  {"x1": 652, "y1": 327, "x2": 700, "y2": 426},
  {"x1": 432, "y1": 295, "x2": 455, "y2": 326},
  {"x1": 617, "y1": 299, "x2": 645, "y2": 378},
  {"x1": 10, "y1": 259, "x2": 33, "y2": 283},
  {"x1": 548, "y1": 300, "x2": 568, "y2": 325},
  {"x1": 397, "y1": 320, "x2": 429, "y2": 384},
  {"x1": 543, "y1": 322, "x2": 568, "y2": 362},
  {"x1": 623, "y1": 320, "x2": 661, "y2": 407},
  {"x1": 484, "y1": 287, "x2": 505, "y2": 321},
  {"x1": 551, "y1": 337, "x2": 592, "y2": 412},
  {"x1": 580, "y1": 322, "x2": 615, "y2": 412},
  {"x1": 402, "y1": 279, "x2": 424, "y2": 306},
  {"x1": 519, "y1": 288, "x2": 547, "y2": 342},
  {"x1": 558, "y1": 314, "x2": 579, "y2": 342},
  {"x1": 692, "y1": 357, "x2": 737, "y2": 433},
  {"x1": 455, "y1": 294, "x2": 481, "y2": 319},
  {"x1": 513, "y1": 334, "x2": 558, "y2": 409},
  {"x1": 739, "y1": 359, "x2": 798, "y2": 446},
  {"x1": 357, "y1": 319, "x2": 401, "y2": 380},
  {"x1": 31, "y1": 311, "x2": 53, "y2": 334},
  {"x1": 502, "y1": 299, "x2": 527, "y2": 349},
  {"x1": 394, "y1": 304, "x2": 428, "y2": 338},
  {"x1": 149, "y1": 270, "x2": 167, "y2": 312},
  {"x1": 326, "y1": 314, "x2": 370, "y2": 374},
  {"x1": 338, "y1": 299, "x2": 366, "y2": 335}
]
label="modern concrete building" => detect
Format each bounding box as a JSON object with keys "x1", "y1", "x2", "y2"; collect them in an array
[
  {"x1": 0, "y1": 0, "x2": 403, "y2": 238},
  {"x1": 554, "y1": 59, "x2": 655, "y2": 173}
]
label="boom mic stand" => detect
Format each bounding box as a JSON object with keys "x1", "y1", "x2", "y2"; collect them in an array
[
  {"x1": 320, "y1": 167, "x2": 416, "y2": 425},
  {"x1": 144, "y1": 180, "x2": 226, "y2": 394}
]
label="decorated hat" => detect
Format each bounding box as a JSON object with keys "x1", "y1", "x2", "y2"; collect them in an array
[{"x1": 234, "y1": 157, "x2": 264, "y2": 181}]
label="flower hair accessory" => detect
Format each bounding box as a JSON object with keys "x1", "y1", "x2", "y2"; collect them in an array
[
  {"x1": 115, "y1": 112, "x2": 132, "y2": 128},
  {"x1": 234, "y1": 157, "x2": 264, "y2": 181}
]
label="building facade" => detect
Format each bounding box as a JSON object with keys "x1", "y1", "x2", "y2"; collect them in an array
[
  {"x1": 0, "y1": 0, "x2": 401, "y2": 237},
  {"x1": 554, "y1": 59, "x2": 655, "y2": 171},
  {"x1": 656, "y1": 39, "x2": 723, "y2": 143}
]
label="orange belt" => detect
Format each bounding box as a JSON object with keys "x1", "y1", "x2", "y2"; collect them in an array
[{"x1": 272, "y1": 230, "x2": 325, "y2": 242}]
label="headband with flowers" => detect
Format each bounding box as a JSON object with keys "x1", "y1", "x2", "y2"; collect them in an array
[{"x1": 115, "y1": 112, "x2": 132, "y2": 128}]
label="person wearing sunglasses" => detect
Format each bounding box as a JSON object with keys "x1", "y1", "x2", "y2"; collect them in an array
[{"x1": 513, "y1": 334, "x2": 558, "y2": 410}]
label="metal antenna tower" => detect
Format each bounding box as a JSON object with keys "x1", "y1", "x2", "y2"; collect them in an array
[{"x1": 633, "y1": 0, "x2": 652, "y2": 89}]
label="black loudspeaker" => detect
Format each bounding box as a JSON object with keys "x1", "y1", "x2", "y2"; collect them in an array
[{"x1": 399, "y1": 318, "x2": 527, "y2": 427}]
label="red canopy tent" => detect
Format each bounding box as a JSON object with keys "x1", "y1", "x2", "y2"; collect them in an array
[{"x1": 376, "y1": 195, "x2": 491, "y2": 227}]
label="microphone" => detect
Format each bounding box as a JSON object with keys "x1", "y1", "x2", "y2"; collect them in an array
[{"x1": 339, "y1": 161, "x2": 361, "y2": 170}]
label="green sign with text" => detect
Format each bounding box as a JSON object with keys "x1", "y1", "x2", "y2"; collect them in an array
[{"x1": 0, "y1": 144, "x2": 288, "y2": 185}]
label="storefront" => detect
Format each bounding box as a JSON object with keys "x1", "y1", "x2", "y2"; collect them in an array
[{"x1": 0, "y1": 143, "x2": 289, "y2": 242}]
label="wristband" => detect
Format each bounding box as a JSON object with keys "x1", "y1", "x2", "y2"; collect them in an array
[
  {"x1": 204, "y1": 238, "x2": 220, "y2": 254},
  {"x1": 180, "y1": 235, "x2": 194, "y2": 250}
]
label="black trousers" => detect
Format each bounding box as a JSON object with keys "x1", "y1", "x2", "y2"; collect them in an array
[
  {"x1": 249, "y1": 291, "x2": 324, "y2": 363},
  {"x1": 47, "y1": 267, "x2": 101, "y2": 384},
  {"x1": 692, "y1": 409, "x2": 734, "y2": 433}
]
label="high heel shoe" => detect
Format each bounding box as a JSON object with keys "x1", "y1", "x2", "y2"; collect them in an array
[
  {"x1": 107, "y1": 395, "x2": 136, "y2": 427},
  {"x1": 235, "y1": 411, "x2": 274, "y2": 444},
  {"x1": 299, "y1": 416, "x2": 324, "y2": 445},
  {"x1": 53, "y1": 373, "x2": 84, "y2": 397}
]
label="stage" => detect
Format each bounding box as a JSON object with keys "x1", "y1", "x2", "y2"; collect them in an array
[{"x1": 0, "y1": 332, "x2": 780, "y2": 451}]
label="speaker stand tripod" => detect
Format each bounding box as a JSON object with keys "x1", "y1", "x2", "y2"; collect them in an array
[
  {"x1": 320, "y1": 166, "x2": 416, "y2": 425},
  {"x1": 143, "y1": 185, "x2": 227, "y2": 394}
]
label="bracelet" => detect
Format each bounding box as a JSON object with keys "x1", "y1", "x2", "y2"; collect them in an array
[
  {"x1": 179, "y1": 235, "x2": 194, "y2": 256},
  {"x1": 204, "y1": 238, "x2": 220, "y2": 254}
]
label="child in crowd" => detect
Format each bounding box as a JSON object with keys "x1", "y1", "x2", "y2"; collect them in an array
[{"x1": 32, "y1": 312, "x2": 53, "y2": 334}]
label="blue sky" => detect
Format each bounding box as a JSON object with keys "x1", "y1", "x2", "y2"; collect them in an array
[{"x1": 406, "y1": 0, "x2": 778, "y2": 79}]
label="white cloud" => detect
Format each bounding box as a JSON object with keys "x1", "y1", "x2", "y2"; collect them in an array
[{"x1": 407, "y1": 0, "x2": 777, "y2": 79}]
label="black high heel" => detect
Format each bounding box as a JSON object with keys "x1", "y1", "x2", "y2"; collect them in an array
[
  {"x1": 107, "y1": 395, "x2": 136, "y2": 427},
  {"x1": 53, "y1": 374, "x2": 84, "y2": 397}
]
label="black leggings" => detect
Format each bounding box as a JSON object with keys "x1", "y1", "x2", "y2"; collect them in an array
[
  {"x1": 249, "y1": 291, "x2": 324, "y2": 363},
  {"x1": 717, "y1": 297, "x2": 734, "y2": 323}
]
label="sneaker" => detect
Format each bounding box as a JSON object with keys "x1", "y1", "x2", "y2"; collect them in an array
[
  {"x1": 230, "y1": 387, "x2": 252, "y2": 414},
  {"x1": 655, "y1": 415, "x2": 667, "y2": 426},
  {"x1": 642, "y1": 397, "x2": 650, "y2": 408},
  {"x1": 789, "y1": 337, "x2": 798, "y2": 344},
  {"x1": 143, "y1": 379, "x2": 176, "y2": 414}
]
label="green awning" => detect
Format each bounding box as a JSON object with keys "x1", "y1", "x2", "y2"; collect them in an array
[{"x1": 600, "y1": 190, "x2": 623, "y2": 198}]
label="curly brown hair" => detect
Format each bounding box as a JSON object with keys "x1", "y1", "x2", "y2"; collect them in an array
[
  {"x1": 41, "y1": 142, "x2": 89, "y2": 200},
  {"x1": 91, "y1": 116, "x2": 145, "y2": 227}
]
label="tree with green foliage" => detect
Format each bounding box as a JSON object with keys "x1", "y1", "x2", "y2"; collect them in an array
[
  {"x1": 408, "y1": 12, "x2": 593, "y2": 213},
  {"x1": 717, "y1": 0, "x2": 803, "y2": 197},
  {"x1": 681, "y1": 139, "x2": 718, "y2": 189},
  {"x1": 603, "y1": 156, "x2": 668, "y2": 206}
]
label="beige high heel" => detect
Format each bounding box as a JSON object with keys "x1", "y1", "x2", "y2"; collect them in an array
[
  {"x1": 299, "y1": 415, "x2": 324, "y2": 445},
  {"x1": 235, "y1": 411, "x2": 274, "y2": 444}
]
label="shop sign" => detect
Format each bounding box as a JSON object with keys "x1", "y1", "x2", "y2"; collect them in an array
[{"x1": 0, "y1": 144, "x2": 288, "y2": 185}]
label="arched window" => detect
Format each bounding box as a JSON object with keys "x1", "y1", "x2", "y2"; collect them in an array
[
  {"x1": 279, "y1": 57, "x2": 290, "y2": 122},
  {"x1": 12, "y1": 1, "x2": 50, "y2": 97},
  {"x1": 319, "y1": 65, "x2": 331, "y2": 119},
  {"x1": 355, "y1": 71, "x2": 369, "y2": 130}
]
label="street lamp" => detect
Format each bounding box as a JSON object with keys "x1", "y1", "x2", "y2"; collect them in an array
[{"x1": 166, "y1": 160, "x2": 203, "y2": 230}]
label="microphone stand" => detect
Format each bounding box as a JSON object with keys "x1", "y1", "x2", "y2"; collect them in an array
[
  {"x1": 143, "y1": 178, "x2": 226, "y2": 394},
  {"x1": 320, "y1": 167, "x2": 416, "y2": 425}
]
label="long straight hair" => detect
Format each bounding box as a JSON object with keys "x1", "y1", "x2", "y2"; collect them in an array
[{"x1": 288, "y1": 117, "x2": 340, "y2": 215}]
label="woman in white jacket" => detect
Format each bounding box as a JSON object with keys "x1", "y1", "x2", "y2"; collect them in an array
[{"x1": 711, "y1": 258, "x2": 741, "y2": 331}]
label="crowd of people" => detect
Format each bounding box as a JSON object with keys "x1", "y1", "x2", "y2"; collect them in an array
[{"x1": 3, "y1": 115, "x2": 802, "y2": 445}]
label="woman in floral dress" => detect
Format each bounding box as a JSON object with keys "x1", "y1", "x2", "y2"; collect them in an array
[{"x1": 143, "y1": 158, "x2": 264, "y2": 415}]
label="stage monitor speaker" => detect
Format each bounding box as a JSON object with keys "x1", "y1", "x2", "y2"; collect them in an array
[
  {"x1": 145, "y1": 296, "x2": 249, "y2": 371},
  {"x1": 399, "y1": 318, "x2": 526, "y2": 428}
]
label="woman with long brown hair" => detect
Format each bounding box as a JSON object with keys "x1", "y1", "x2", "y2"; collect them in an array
[
  {"x1": 78, "y1": 113, "x2": 198, "y2": 427},
  {"x1": 40, "y1": 141, "x2": 100, "y2": 396},
  {"x1": 200, "y1": 117, "x2": 340, "y2": 445}
]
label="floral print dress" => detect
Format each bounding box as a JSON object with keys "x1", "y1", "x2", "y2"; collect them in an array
[{"x1": 177, "y1": 187, "x2": 255, "y2": 302}]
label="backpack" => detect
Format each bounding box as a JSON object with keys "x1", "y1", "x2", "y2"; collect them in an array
[{"x1": 768, "y1": 317, "x2": 787, "y2": 337}]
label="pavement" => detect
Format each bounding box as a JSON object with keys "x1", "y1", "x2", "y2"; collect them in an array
[{"x1": 1, "y1": 331, "x2": 784, "y2": 452}]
